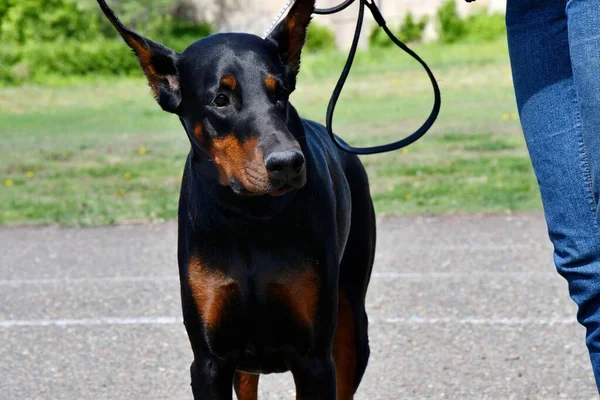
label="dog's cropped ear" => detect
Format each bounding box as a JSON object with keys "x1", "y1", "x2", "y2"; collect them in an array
[
  {"x1": 97, "y1": 0, "x2": 181, "y2": 113},
  {"x1": 267, "y1": 0, "x2": 315, "y2": 76}
]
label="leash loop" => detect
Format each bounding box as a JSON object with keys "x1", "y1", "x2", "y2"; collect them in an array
[
  {"x1": 318, "y1": 0, "x2": 441, "y2": 155},
  {"x1": 269, "y1": 0, "x2": 442, "y2": 155}
]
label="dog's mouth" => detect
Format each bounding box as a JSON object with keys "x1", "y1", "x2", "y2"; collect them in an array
[{"x1": 229, "y1": 168, "x2": 307, "y2": 197}]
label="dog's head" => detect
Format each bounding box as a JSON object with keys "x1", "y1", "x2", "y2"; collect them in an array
[{"x1": 97, "y1": 0, "x2": 314, "y2": 196}]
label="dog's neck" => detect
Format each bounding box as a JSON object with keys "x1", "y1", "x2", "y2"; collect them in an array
[{"x1": 185, "y1": 105, "x2": 305, "y2": 222}]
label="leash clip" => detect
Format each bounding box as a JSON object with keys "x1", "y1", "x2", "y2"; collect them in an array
[
  {"x1": 264, "y1": 0, "x2": 296, "y2": 38},
  {"x1": 363, "y1": 0, "x2": 386, "y2": 27}
]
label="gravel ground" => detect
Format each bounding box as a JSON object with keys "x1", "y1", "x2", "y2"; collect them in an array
[{"x1": 0, "y1": 213, "x2": 596, "y2": 399}]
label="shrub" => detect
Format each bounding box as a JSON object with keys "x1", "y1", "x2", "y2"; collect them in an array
[
  {"x1": 0, "y1": 41, "x2": 140, "y2": 84},
  {"x1": 437, "y1": 0, "x2": 466, "y2": 44},
  {"x1": 0, "y1": 1, "x2": 214, "y2": 85},
  {"x1": 437, "y1": 0, "x2": 506, "y2": 44},
  {"x1": 0, "y1": 0, "x2": 210, "y2": 46},
  {"x1": 25, "y1": 40, "x2": 142, "y2": 79},
  {"x1": 464, "y1": 12, "x2": 506, "y2": 42},
  {"x1": 158, "y1": 20, "x2": 214, "y2": 51},
  {"x1": 370, "y1": 13, "x2": 427, "y2": 48},
  {"x1": 0, "y1": 0, "x2": 103, "y2": 44},
  {"x1": 369, "y1": 25, "x2": 393, "y2": 48},
  {"x1": 0, "y1": 45, "x2": 23, "y2": 84},
  {"x1": 0, "y1": 24, "x2": 215, "y2": 85},
  {"x1": 397, "y1": 14, "x2": 428, "y2": 43},
  {"x1": 305, "y1": 23, "x2": 336, "y2": 52}
]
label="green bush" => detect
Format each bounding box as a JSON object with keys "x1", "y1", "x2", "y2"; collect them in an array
[
  {"x1": 437, "y1": 0, "x2": 466, "y2": 43},
  {"x1": 305, "y1": 23, "x2": 336, "y2": 52},
  {"x1": 397, "y1": 14, "x2": 428, "y2": 43},
  {"x1": 370, "y1": 13, "x2": 427, "y2": 48},
  {"x1": 160, "y1": 22, "x2": 214, "y2": 52},
  {"x1": 0, "y1": 0, "x2": 210, "y2": 46},
  {"x1": 464, "y1": 12, "x2": 506, "y2": 42},
  {"x1": 437, "y1": 0, "x2": 506, "y2": 43},
  {"x1": 0, "y1": 0, "x2": 103, "y2": 44},
  {"x1": 0, "y1": 45, "x2": 23, "y2": 84},
  {"x1": 0, "y1": 41, "x2": 140, "y2": 84},
  {"x1": 25, "y1": 41, "x2": 141, "y2": 78},
  {"x1": 369, "y1": 25, "x2": 393, "y2": 48},
  {"x1": 0, "y1": 0, "x2": 214, "y2": 85},
  {"x1": 0, "y1": 24, "x2": 215, "y2": 85}
]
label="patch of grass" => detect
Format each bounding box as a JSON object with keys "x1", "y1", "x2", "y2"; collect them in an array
[{"x1": 0, "y1": 39, "x2": 540, "y2": 226}]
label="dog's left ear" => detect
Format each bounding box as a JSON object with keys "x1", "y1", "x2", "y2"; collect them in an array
[
  {"x1": 267, "y1": 0, "x2": 315, "y2": 77},
  {"x1": 97, "y1": 0, "x2": 181, "y2": 113}
]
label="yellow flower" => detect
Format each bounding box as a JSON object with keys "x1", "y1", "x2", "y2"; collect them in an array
[
  {"x1": 118, "y1": 189, "x2": 127, "y2": 196},
  {"x1": 138, "y1": 146, "x2": 147, "y2": 155},
  {"x1": 401, "y1": 148, "x2": 410, "y2": 155},
  {"x1": 502, "y1": 113, "x2": 510, "y2": 121},
  {"x1": 124, "y1": 172, "x2": 132, "y2": 180},
  {"x1": 405, "y1": 194, "x2": 413, "y2": 200},
  {"x1": 4, "y1": 179, "x2": 14, "y2": 187},
  {"x1": 26, "y1": 171, "x2": 34, "y2": 178}
]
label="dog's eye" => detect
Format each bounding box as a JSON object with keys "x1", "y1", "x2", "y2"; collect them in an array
[{"x1": 213, "y1": 94, "x2": 230, "y2": 108}]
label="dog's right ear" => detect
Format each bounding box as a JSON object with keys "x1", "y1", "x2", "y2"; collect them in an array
[{"x1": 97, "y1": 0, "x2": 181, "y2": 113}]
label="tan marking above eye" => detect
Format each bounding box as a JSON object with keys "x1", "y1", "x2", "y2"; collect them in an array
[
  {"x1": 264, "y1": 75, "x2": 277, "y2": 90},
  {"x1": 220, "y1": 75, "x2": 237, "y2": 90}
]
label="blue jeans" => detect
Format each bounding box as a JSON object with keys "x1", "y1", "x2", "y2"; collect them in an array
[{"x1": 506, "y1": 0, "x2": 600, "y2": 391}]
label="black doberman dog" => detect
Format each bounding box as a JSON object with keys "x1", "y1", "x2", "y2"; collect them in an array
[{"x1": 97, "y1": 0, "x2": 376, "y2": 398}]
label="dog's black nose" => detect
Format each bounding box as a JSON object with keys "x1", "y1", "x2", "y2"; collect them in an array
[{"x1": 265, "y1": 150, "x2": 305, "y2": 181}]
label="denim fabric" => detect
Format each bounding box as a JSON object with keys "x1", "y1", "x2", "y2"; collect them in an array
[{"x1": 506, "y1": 0, "x2": 600, "y2": 391}]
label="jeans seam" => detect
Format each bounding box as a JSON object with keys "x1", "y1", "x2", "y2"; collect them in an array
[{"x1": 569, "y1": 84, "x2": 600, "y2": 233}]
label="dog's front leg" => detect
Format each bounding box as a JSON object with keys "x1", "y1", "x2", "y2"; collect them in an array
[
  {"x1": 190, "y1": 358, "x2": 236, "y2": 400},
  {"x1": 291, "y1": 353, "x2": 337, "y2": 400}
]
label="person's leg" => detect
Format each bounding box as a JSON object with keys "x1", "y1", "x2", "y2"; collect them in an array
[
  {"x1": 567, "y1": 1, "x2": 600, "y2": 216},
  {"x1": 565, "y1": 0, "x2": 600, "y2": 383},
  {"x1": 506, "y1": 0, "x2": 600, "y2": 390}
]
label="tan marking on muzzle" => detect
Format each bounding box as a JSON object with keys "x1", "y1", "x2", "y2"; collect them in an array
[{"x1": 209, "y1": 134, "x2": 271, "y2": 194}]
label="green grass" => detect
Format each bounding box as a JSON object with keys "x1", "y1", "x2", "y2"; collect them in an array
[{"x1": 0, "y1": 39, "x2": 541, "y2": 226}]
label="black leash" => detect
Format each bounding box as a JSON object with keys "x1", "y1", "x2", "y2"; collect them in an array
[{"x1": 314, "y1": 0, "x2": 441, "y2": 155}]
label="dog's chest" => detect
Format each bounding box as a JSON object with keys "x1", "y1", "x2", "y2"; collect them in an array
[{"x1": 187, "y1": 246, "x2": 321, "y2": 364}]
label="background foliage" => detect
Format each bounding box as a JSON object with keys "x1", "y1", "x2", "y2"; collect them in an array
[
  {"x1": 0, "y1": 0, "x2": 507, "y2": 85},
  {"x1": 0, "y1": 0, "x2": 212, "y2": 84},
  {"x1": 437, "y1": 0, "x2": 505, "y2": 44}
]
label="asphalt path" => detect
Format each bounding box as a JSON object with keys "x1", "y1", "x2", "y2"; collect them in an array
[{"x1": 0, "y1": 213, "x2": 596, "y2": 399}]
